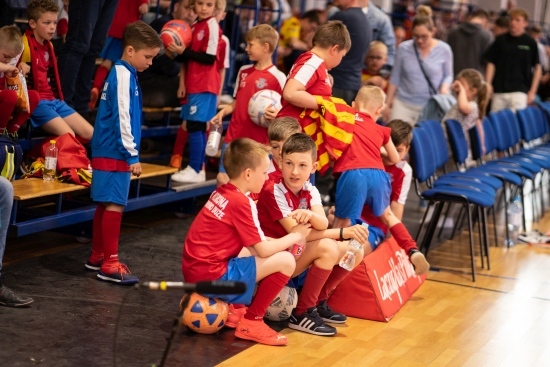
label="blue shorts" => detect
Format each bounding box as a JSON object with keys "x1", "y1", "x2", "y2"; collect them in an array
[
  {"x1": 31, "y1": 99, "x2": 76, "y2": 128},
  {"x1": 90, "y1": 169, "x2": 131, "y2": 206},
  {"x1": 335, "y1": 168, "x2": 391, "y2": 219},
  {"x1": 100, "y1": 36, "x2": 123, "y2": 62},
  {"x1": 218, "y1": 142, "x2": 228, "y2": 173},
  {"x1": 180, "y1": 93, "x2": 217, "y2": 122},
  {"x1": 207, "y1": 256, "x2": 257, "y2": 305}
]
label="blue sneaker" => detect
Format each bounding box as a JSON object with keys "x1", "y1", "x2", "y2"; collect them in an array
[
  {"x1": 85, "y1": 258, "x2": 102, "y2": 271},
  {"x1": 97, "y1": 263, "x2": 139, "y2": 285}
]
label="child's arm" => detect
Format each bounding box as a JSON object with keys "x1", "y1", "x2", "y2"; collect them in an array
[
  {"x1": 475, "y1": 118, "x2": 486, "y2": 155},
  {"x1": 210, "y1": 100, "x2": 236, "y2": 125},
  {"x1": 390, "y1": 200, "x2": 404, "y2": 221},
  {"x1": 251, "y1": 223, "x2": 311, "y2": 258},
  {"x1": 0, "y1": 62, "x2": 18, "y2": 77},
  {"x1": 286, "y1": 204, "x2": 328, "y2": 230},
  {"x1": 282, "y1": 79, "x2": 318, "y2": 110},
  {"x1": 177, "y1": 63, "x2": 186, "y2": 98},
  {"x1": 383, "y1": 82, "x2": 397, "y2": 122},
  {"x1": 451, "y1": 80, "x2": 472, "y2": 115},
  {"x1": 302, "y1": 223, "x2": 369, "y2": 245},
  {"x1": 381, "y1": 139, "x2": 400, "y2": 165}
]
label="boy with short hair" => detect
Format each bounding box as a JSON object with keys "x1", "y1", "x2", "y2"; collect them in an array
[
  {"x1": 362, "y1": 40, "x2": 389, "y2": 91},
  {"x1": 266, "y1": 116, "x2": 301, "y2": 183},
  {"x1": 0, "y1": 25, "x2": 40, "y2": 135},
  {"x1": 86, "y1": 21, "x2": 162, "y2": 285},
  {"x1": 257, "y1": 133, "x2": 369, "y2": 336},
  {"x1": 209, "y1": 24, "x2": 286, "y2": 186},
  {"x1": 168, "y1": 0, "x2": 225, "y2": 183},
  {"x1": 278, "y1": 20, "x2": 351, "y2": 122},
  {"x1": 331, "y1": 86, "x2": 423, "y2": 273},
  {"x1": 182, "y1": 137, "x2": 310, "y2": 346},
  {"x1": 19, "y1": 0, "x2": 93, "y2": 140}
]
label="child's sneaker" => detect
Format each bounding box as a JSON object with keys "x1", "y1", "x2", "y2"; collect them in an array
[
  {"x1": 225, "y1": 304, "x2": 247, "y2": 328},
  {"x1": 288, "y1": 307, "x2": 337, "y2": 336},
  {"x1": 316, "y1": 300, "x2": 347, "y2": 324},
  {"x1": 171, "y1": 166, "x2": 205, "y2": 183},
  {"x1": 97, "y1": 263, "x2": 139, "y2": 285},
  {"x1": 89, "y1": 87, "x2": 99, "y2": 111},
  {"x1": 410, "y1": 250, "x2": 430, "y2": 276},
  {"x1": 169, "y1": 154, "x2": 182, "y2": 169},
  {"x1": 85, "y1": 258, "x2": 102, "y2": 271},
  {"x1": 235, "y1": 317, "x2": 288, "y2": 346}
]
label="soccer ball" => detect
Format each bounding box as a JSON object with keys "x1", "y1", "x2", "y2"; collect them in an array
[
  {"x1": 248, "y1": 89, "x2": 282, "y2": 128},
  {"x1": 160, "y1": 20, "x2": 192, "y2": 49},
  {"x1": 181, "y1": 293, "x2": 229, "y2": 334},
  {"x1": 264, "y1": 286, "x2": 298, "y2": 321}
]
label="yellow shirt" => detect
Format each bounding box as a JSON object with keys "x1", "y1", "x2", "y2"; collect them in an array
[{"x1": 279, "y1": 16, "x2": 301, "y2": 48}]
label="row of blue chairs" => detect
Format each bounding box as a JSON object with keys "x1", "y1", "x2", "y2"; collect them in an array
[{"x1": 409, "y1": 105, "x2": 549, "y2": 281}]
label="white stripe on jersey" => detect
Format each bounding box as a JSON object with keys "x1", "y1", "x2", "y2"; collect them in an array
[
  {"x1": 115, "y1": 64, "x2": 138, "y2": 158},
  {"x1": 267, "y1": 65, "x2": 287, "y2": 90},
  {"x1": 292, "y1": 53, "x2": 324, "y2": 87},
  {"x1": 396, "y1": 161, "x2": 412, "y2": 205},
  {"x1": 247, "y1": 196, "x2": 267, "y2": 241},
  {"x1": 206, "y1": 18, "x2": 219, "y2": 56},
  {"x1": 273, "y1": 182, "x2": 292, "y2": 217}
]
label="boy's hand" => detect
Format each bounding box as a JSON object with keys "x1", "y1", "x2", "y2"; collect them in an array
[
  {"x1": 3, "y1": 64, "x2": 19, "y2": 78},
  {"x1": 264, "y1": 104, "x2": 279, "y2": 122},
  {"x1": 139, "y1": 3, "x2": 149, "y2": 15},
  {"x1": 177, "y1": 83, "x2": 186, "y2": 99},
  {"x1": 129, "y1": 162, "x2": 142, "y2": 177},
  {"x1": 343, "y1": 224, "x2": 369, "y2": 245},
  {"x1": 290, "y1": 222, "x2": 311, "y2": 240},
  {"x1": 167, "y1": 42, "x2": 186, "y2": 56},
  {"x1": 288, "y1": 209, "x2": 313, "y2": 224},
  {"x1": 19, "y1": 63, "x2": 30, "y2": 76},
  {"x1": 209, "y1": 110, "x2": 224, "y2": 126}
]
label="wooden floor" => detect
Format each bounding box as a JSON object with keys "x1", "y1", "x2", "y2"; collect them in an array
[{"x1": 219, "y1": 214, "x2": 550, "y2": 367}]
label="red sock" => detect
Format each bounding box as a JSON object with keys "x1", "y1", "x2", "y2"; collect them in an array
[
  {"x1": 0, "y1": 90, "x2": 17, "y2": 130},
  {"x1": 317, "y1": 265, "x2": 352, "y2": 303},
  {"x1": 172, "y1": 126, "x2": 188, "y2": 157},
  {"x1": 390, "y1": 222, "x2": 418, "y2": 255},
  {"x1": 101, "y1": 210, "x2": 123, "y2": 268},
  {"x1": 8, "y1": 90, "x2": 40, "y2": 134},
  {"x1": 92, "y1": 65, "x2": 110, "y2": 90},
  {"x1": 232, "y1": 304, "x2": 246, "y2": 309},
  {"x1": 244, "y1": 272, "x2": 289, "y2": 320},
  {"x1": 294, "y1": 265, "x2": 332, "y2": 315},
  {"x1": 89, "y1": 204, "x2": 106, "y2": 262}
]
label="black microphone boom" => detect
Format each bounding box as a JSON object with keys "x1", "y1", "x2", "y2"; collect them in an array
[{"x1": 140, "y1": 280, "x2": 246, "y2": 294}]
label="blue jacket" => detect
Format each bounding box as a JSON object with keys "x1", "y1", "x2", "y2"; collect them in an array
[{"x1": 91, "y1": 60, "x2": 142, "y2": 165}]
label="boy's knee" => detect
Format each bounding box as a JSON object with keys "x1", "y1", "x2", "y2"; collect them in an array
[
  {"x1": 318, "y1": 238, "x2": 340, "y2": 261},
  {"x1": 278, "y1": 251, "x2": 296, "y2": 275},
  {"x1": 0, "y1": 90, "x2": 18, "y2": 105}
]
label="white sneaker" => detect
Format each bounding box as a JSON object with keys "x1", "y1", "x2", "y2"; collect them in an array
[{"x1": 171, "y1": 166, "x2": 205, "y2": 183}]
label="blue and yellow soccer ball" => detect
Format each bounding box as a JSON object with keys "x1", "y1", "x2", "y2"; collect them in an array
[{"x1": 181, "y1": 293, "x2": 229, "y2": 334}]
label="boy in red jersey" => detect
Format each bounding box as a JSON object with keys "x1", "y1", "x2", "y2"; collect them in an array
[
  {"x1": 182, "y1": 138, "x2": 310, "y2": 346},
  {"x1": 256, "y1": 133, "x2": 369, "y2": 336},
  {"x1": 265, "y1": 117, "x2": 301, "y2": 184},
  {"x1": 331, "y1": 86, "x2": 423, "y2": 273},
  {"x1": 278, "y1": 20, "x2": 350, "y2": 124},
  {"x1": 168, "y1": 0, "x2": 225, "y2": 183},
  {"x1": 210, "y1": 24, "x2": 286, "y2": 186},
  {"x1": 19, "y1": 0, "x2": 93, "y2": 140}
]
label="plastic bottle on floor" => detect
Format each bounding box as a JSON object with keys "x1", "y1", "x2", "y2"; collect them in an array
[
  {"x1": 505, "y1": 196, "x2": 522, "y2": 247},
  {"x1": 43, "y1": 140, "x2": 58, "y2": 181}
]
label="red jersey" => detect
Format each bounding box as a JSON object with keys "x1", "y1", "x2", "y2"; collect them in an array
[
  {"x1": 33, "y1": 41, "x2": 56, "y2": 100},
  {"x1": 333, "y1": 111, "x2": 391, "y2": 173},
  {"x1": 257, "y1": 178, "x2": 322, "y2": 239},
  {"x1": 182, "y1": 183, "x2": 266, "y2": 282},
  {"x1": 185, "y1": 17, "x2": 222, "y2": 95},
  {"x1": 361, "y1": 160, "x2": 412, "y2": 233},
  {"x1": 224, "y1": 64, "x2": 286, "y2": 144},
  {"x1": 278, "y1": 51, "x2": 332, "y2": 121},
  {"x1": 249, "y1": 158, "x2": 283, "y2": 201},
  {"x1": 108, "y1": 0, "x2": 149, "y2": 39}
]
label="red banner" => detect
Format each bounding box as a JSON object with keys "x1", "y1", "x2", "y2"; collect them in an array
[{"x1": 327, "y1": 237, "x2": 426, "y2": 322}]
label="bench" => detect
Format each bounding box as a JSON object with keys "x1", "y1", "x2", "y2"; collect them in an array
[{"x1": 9, "y1": 163, "x2": 216, "y2": 237}]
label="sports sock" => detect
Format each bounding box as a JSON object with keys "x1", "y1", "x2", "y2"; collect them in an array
[
  {"x1": 389, "y1": 222, "x2": 418, "y2": 255},
  {"x1": 7, "y1": 90, "x2": 40, "y2": 134},
  {"x1": 245, "y1": 272, "x2": 289, "y2": 320},
  {"x1": 232, "y1": 304, "x2": 246, "y2": 309},
  {"x1": 0, "y1": 90, "x2": 17, "y2": 130},
  {"x1": 101, "y1": 210, "x2": 123, "y2": 269},
  {"x1": 188, "y1": 130, "x2": 205, "y2": 173},
  {"x1": 294, "y1": 265, "x2": 332, "y2": 315},
  {"x1": 172, "y1": 126, "x2": 188, "y2": 158},
  {"x1": 89, "y1": 204, "x2": 106, "y2": 262},
  {"x1": 317, "y1": 265, "x2": 352, "y2": 303},
  {"x1": 92, "y1": 65, "x2": 109, "y2": 91}
]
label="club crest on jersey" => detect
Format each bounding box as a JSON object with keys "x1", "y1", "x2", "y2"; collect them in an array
[
  {"x1": 197, "y1": 30, "x2": 205, "y2": 41},
  {"x1": 298, "y1": 198, "x2": 308, "y2": 209},
  {"x1": 255, "y1": 78, "x2": 267, "y2": 89},
  {"x1": 44, "y1": 52, "x2": 49, "y2": 63}
]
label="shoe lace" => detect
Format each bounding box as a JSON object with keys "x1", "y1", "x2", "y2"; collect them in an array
[
  {"x1": 116, "y1": 264, "x2": 132, "y2": 278},
  {"x1": 307, "y1": 308, "x2": 325, "y2": 325}
]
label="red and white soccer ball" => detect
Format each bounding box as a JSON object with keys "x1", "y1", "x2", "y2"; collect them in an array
[
  {"x1": 248, "y1": 89, "x2": 282, "y2": 128},
  {"x1": 264, "y1": 286, "x2": 298, "y2": 321},
  {"x1": 160, "y1": 20, "x2": 192, "y2": 49}
]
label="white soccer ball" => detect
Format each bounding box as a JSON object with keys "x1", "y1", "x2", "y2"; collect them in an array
[
  {"x1": 248, "y1": 89, "x2": 282, "y2": 128},
  {"x1": 264, "y1": 286, "x2": 298, "y2": 321}
]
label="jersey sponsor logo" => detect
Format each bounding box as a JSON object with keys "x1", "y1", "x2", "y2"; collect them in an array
[
  {"x1": 240, "y1": 72, "x2": 248, "y2": 88},
  {"x1": 197, "y1": 30, "x2": 205, "y2": 41},
  {"x1": 205, "y1": 191, "x2": 228, "y2": 220},
  {"x1": 256, "y1": 78, "x2": 267, "y2": 89},
  {"x1": 355, "y1": 113, "x2": 363, "y2": 122},
  {"x1": 518, "y1": 45, "x2": 530, "y2": 51}
]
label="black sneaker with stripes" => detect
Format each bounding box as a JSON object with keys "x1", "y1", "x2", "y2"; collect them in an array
[
  {"x1": 316, "y1": 300, "x2": 347, "y2": 324},
  {"x1": 288, "y1": 307, "x2": 337, "y2": 336}
]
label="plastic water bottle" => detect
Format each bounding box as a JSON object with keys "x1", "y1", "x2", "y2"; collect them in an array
[
  {"x1": 505, "y1": 196, "x2": 522, "y2": 247},
  {"x1": 205, "y1": 124, "x2": 222, "y2": 156},
  {"x1": 339, "y1": 223, "x2": 368, "y2": 271},
  {"x1": 43, "y1": 139, "x2": 58, "y2": 181}
]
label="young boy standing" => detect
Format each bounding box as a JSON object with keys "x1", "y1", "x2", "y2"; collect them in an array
[
  {"x1": 210, "y1": 24, "x2": 286, "y2": 186},
  {"x1": 86, "y1": 21, "x2": 162, "y2": 285},
  {"x1": 169, "y1": 0, "x2": 225, "y2": 183},
  {"x1": 182, "y1": 138, "x2": 310, "y2": 346},
  {"x1": 278, "y1": 20, "x2": 351, "y2": 123},
  {"x1": 257, "y1": 133, "x2": 369, "y2": 336},
  {"x1": 19, "y1": 0, "x2": 93, "y2": 140}
]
